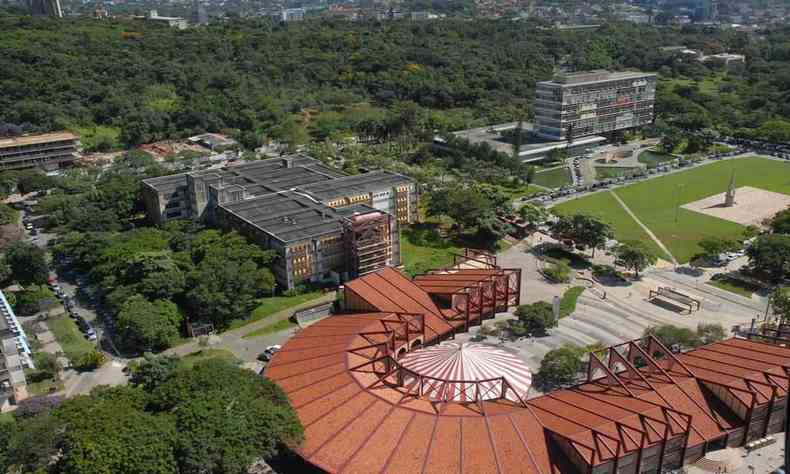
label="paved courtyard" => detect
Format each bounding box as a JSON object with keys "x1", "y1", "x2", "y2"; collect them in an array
[
  {"x1": 460, "y1": 235, "x2": 769, "y2": 396},
  {"x1": 682, "y1": 186, "x2": 790, "y2": 227}
]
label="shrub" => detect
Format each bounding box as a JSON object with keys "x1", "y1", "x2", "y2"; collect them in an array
[
  {"x1": 74, "y1": 350, "x2": 106, "y2": 371},
  {"x1": 543, "y1": 261, "x2": 571, "y2": 283}
]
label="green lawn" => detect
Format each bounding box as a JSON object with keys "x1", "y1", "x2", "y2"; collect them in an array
[
  {"x1": 559, "y1": 286, "x2": 586, "y2": 318},
  {"x1": 179, "y1": 349, "x2": 240, "y2": 369},
  {"x1": 532, "y1": 167, "x2": 573, "y2": 189},
  {"x1": 708, "y1": 276, "x2": 762, "y2": 298},
  {"x1": 556, "y1": 157, "x2": 790, "y2": 264},
  {"x1": 615, "y1": 157, "x2": 790, "y2": 262},
  {"x1": 25, "y1": 376, "x2": 64, "y2": 396},
  {"x1": 227, "y1": 291, "x2": 324, "y2": 330},
  {"x1": 595, "y1": 167, "x2": 641, "y2": 179},
  {"x1": 47, "y1": 316, "x2": 95, "y2": 362},
  {"x1": 401, "y1": 224, "x2": 461, "y2": 276},
  {"x1": 553, "y1": 191, "x2": 669, "y2": 260},
  {"x1": 637, "y1": 150, "x2": 675, "y2": 168},
  {"x1": 243, "y1": 319, "x2": 297, "y2": 339}
]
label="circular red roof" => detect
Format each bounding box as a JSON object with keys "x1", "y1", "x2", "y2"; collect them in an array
[{"x1": 398, "y1": 341, "x2": 532, "y2": 403}]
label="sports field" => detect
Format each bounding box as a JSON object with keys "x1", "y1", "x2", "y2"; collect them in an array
[{"x1": 554, "y1": 157, "x2": 790, "y2": 263}]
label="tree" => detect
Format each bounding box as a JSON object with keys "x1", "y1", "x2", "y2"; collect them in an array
[
  {"x1": 697, "y1": 236, "x2": 738, "y2": 261},
  {"x1": 426, "y1": 186, "x2": 496, "y2": 234},
  {"x1": 614, "y1": 241, "x2": 657, "y2": 278},
  {"x1": 696, "y1": 323, "x2": 727, "y2": 345},
  {"x1": 643, "y1": 325, "x2": 700, "y2": 350},
  {"x1": 514, "y1": 301, "x2": 557, "y2": 336},
  {"x1": 14, "y1": 285, "x2": 56, "y2": 316},
  {"x1": 517, "y1": 203, "x2": 549, "y2": 227},
  {"x1": 4, "y1": 412, "x2": 63, "y2": 474},
  {"x1": 768, "y1": 207, "x2": 790, "y2": 234},
  {"x1": 56, "y1": 389, "x2": 179, "y2": 474},
  {"x1": 770, "y1": 287, "x2": 790, "y2": 323},
  {"x1": 537, "y1": 344, "x2": 585, "y2": 386},
  {"x1": 151, "y1": 360, "x2": 303, "y2": 471},
  {"x1": 128, "y1": 353, "x2": 181, "y2": 391},
  {"x1": 746, "y1": 234, "x2": 790, "y2": 283},
  {"x1": 117, "y1": 296, "x2": 183, "y2": 352},
  {"x1": 31, "y1": 352, "x2": 61, "y2": 381},
  {"x1": 551, "y1": 214, "x2": 613, "y2": 257},
  {"x1": 0, "y1": 203, "x2": 17, "y2": 225},
  {"x1": 4, "y1": 241, "x2": 49, "y2": 285}
]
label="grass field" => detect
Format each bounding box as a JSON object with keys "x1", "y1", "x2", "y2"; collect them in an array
[
  {"x1": 533, "y1": 167, "x2": 573, "y2": 188},
  {"x1": 47, "y1": 316, "x2": 95, "y2": 363},
  {"x1": 595, "y1": 167, "x2": 641, "y2": 179},
  {"x1": 179, "y1": 349, "x2": 240, "y2": 369},
  {"x1": 227, "y1": 291, "x2": 323, "y2": 330},
  {"x1": 638, "y1": 150, "x2": 675, "y2": 168},
  {"x1": 495, "y1": 183, "x2": 545, "y2": 199},
  {"x1": 243, "y1": 319, "x2": 297, "y2": 339},
  {"x1": 553, "y1": 191, "x2": 669, "y2": 260},
  {"x1": 401, "y1": 224, "x2": 461, "y2": 276},
  {"x1": 555, "y1": 157, "x2": 790, "y2": 263}
]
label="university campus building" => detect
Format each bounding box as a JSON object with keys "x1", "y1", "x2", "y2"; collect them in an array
[
  {"x1": 0, "y1": 132, "x2": 79, "y2": 171},
  {"x1": 141, "y1": 155, "x2": 418, "y2": 289},
  {"x1": 265, "y1": 251, "x2": 788, "y2": 474},
  {"x1": 534, "y1": 70, "x2": 657, "y2": 141}
]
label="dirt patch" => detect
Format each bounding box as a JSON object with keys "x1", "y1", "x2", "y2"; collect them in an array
[{"x1": 681, "y1": 186, "x2": 790, "y2": 227}]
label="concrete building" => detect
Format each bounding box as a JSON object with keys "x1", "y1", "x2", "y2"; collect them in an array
[
  {"x1": 534, "y1": 70, "x2": 657, "y2": 141},
  {"x1": 142, "y1": 155, "x2": 417, "y2": 289},
  {"x1": 275, "y1": 8, "x2": 305, "y2": 22},
  {"x1": 0, "y1": 291, "x2": 32, "y2": 409},
  {"x1": 0, "y1": 132, "x2": 79, "y2": 171},
  {"x1": 435, "y1": 122, "x2": 606, "y2": 164},
  {"x1": 147, "y1": 10, "x2": 188, "y2": 29}
]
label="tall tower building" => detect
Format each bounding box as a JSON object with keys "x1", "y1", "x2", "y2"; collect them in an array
[{"x1": 534, "y1": 70, "x2": 657, "y2": 141}]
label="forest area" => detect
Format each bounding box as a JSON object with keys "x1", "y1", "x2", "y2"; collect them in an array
[{"x1": 1, "y1": 16, "x2": 789, "y2": 151}]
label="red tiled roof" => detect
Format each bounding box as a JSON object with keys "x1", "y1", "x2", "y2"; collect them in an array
[{"x1": 266, "y1": 268, "x2": 790, "y2": 473}]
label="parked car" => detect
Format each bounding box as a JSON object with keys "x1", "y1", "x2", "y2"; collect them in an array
[{"x1": 258, "y1": 345, "x2": 282, "y2": 362}]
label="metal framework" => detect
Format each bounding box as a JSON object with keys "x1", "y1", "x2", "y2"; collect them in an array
[
  {"x1": 343, "y1": 211, "x2": 392, "y2": 278},
  {"x1": 413, "y1": 268, "x2": 521, "y2": 331}
]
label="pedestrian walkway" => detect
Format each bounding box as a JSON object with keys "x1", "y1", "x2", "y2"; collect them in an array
[{"x1": 609, "y1": 189, "x2": 678, "y2": 265}]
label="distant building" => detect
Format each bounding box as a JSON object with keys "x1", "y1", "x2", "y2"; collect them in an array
[
  {"x1": 192, "y1": 0, "x2": 208, "y2": 25},
  {"x1": 275, "y1": 8, "x2": 305, "y2": 22},
  {"x1": 700, "y1": 53, "x2": 746, "y2": 66},
  {"x1": 0, "y1": 132, "x2": 79, "y2": 171},
  {"x1": 187, "y1": 133, "x2": 237, "y2": 151},
  {"x1": 434, "y1": 122, "x2": 605, "y2": 164},
  {"x1": 29, "y1": 0, "x2": 62, "y2": 17},
  {"x1": 0, "y1": 290, "x2": 33, "y2": 408},
  {"x1": 534, "y1": 70, "x2": 657, "y2": 141},
  {"x1": 142, "y1": 155, "x2": 418, "y2": 289},
  {"x1": 147, "y1": 10, "x2": 188, "y2": 29}
]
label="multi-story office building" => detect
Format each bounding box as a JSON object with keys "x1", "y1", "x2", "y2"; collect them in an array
[
  {"x1": 534, "y1": 70, "x2": 657, "y2": 141},
  {"x1": 142, "y1": 155, "x2": 418, "y2": 289},
  {"x1": 0, "y1": 132, "x2": 79, "y2": 171}
]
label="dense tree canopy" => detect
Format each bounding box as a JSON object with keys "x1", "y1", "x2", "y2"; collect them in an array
[
  {"x1": 0, "y1": 359, "x2": 303, "y2": 474},
  {"x1": 1, "y1": 17, "x2": 789, "y2": 148}
]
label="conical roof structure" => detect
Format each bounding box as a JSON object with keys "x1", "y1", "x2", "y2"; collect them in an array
[{"x1": 398, "y1": 341, "x2": 532, "y2": 402}]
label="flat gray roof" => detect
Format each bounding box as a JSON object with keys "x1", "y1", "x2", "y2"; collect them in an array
[
  {"x1": 298, "y1": 170, "x2": 412, "y2": 201},
  {"x1": 220, "y1": 191, "x2": 384, "y2": 243},
  {"x1": 537, "y1": 70, "x2": 656, "y2": 88}
]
